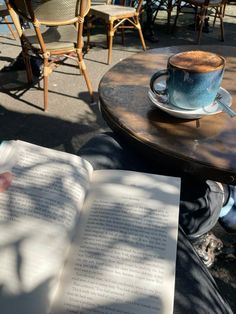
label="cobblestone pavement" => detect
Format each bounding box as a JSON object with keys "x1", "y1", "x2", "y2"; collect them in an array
[{"x1": 1, "y1": 3, "x2": 236, "y2": 312}]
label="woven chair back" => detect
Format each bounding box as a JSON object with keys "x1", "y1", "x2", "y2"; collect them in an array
[{"x1": 8, "y1": 0, "x2": 90, "y2": 25}]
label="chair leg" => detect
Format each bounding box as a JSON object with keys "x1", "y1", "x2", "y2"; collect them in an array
[
  {"x1": 135, "y1": 18, "x2": 146, "y2": 50},
  {"x1": 197, "y1": 7, "x2": 207, "y2": 44},
  {"x1": 223, "y1": 2, "x2": 226, "y2": 16},
  {"x1": 167, "y1": 0, "x2": 173, "y2": 33},
  {"x1": 212, "y1": 8, "x2": 218, "y2": 28},
  {"x1": 76, "y1": 50, "x2": 94, "y2": 102},
  {"x1": 219, "y1": 12, "x2": 224, "y2": 41},
  {"x1": 3, "y1": 16, "x2": 16, "y2": 39},
  {"x1": 172, "y1": 0, "x2": 181, "y2": 33},
  {"x1": 107, "y1": 21, "x2": 114, "y2": 65}
]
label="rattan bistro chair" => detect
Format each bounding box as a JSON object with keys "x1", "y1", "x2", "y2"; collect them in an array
[
  {"x1": 172, "y1": 0, "x2": 227, "y2": 44},
  {"x1": 87, "y1": 0, "x2": 146, "y2": 64},
  {"x1": 5, "y1": 0, "x2": 93, "y2": 111}
]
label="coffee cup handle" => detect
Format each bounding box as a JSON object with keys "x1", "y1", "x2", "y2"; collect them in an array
[{"x1": 150, "y1": 70, "x2": 168, "y2": 95}]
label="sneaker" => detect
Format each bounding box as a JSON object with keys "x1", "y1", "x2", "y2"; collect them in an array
[{"x1": 191, "y1": 232, "x2": 223, "y2": 268}]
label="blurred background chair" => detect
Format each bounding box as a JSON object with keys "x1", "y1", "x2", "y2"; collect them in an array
[
  {"x1": 172, "y1": 0, "x2": 227, "y2": 43},
  {"x1": 145, "y1": 0, "x2": 177, "y2": 32},
  {"x1": 0, "y1": 2, "x2": 16, "y2": 39},
  {"x1": 87, "y1": 0, "x2": 146, "y2": 64},
  {"x1": 5, "y1": 0, "x2": 93, "y2": 111}
]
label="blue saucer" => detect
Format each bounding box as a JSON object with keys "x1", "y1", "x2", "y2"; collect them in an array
[{"x1": 148, "y1": 82, "x2": 232, "y2": 119}]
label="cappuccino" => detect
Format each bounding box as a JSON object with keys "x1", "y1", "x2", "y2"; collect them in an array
[{"x1": 169, "y1": 51, "x2": 225, "y2": 72}]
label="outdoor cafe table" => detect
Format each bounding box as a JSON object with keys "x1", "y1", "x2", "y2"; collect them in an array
[{"x1": 99, "y1": 45, "x2": 236, "y2": 185}]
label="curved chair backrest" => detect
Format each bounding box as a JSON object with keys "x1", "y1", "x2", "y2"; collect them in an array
[{"x1": 8, "y1": 0, "x2": 91, "y2": 25}]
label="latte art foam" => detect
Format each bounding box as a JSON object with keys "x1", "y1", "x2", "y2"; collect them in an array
[{"x1": 169, "y1": 51, "x2": 225, "y2": 72}]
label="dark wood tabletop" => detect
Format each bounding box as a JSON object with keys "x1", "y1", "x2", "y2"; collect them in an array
[{"x1": 99, "y1": 45, "x2": 236, "y2": 184}]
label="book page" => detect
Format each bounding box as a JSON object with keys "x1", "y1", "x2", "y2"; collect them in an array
[
  {"x1": 0, "y1": 140, "x2": 93, "y2": 314},
  {"x1": 51, "y1": 170, "x2": 180, "y2": 314}
]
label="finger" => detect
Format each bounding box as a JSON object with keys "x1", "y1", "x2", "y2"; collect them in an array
[{"x1": 0, "y1": 172, "x2": 13, "y2": 192}]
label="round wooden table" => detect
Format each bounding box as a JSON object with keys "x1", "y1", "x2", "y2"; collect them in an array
[{"x1": 99, "y1": 46, "x2": 236, "y2": 185}]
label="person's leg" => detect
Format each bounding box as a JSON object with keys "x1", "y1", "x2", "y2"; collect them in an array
[
  {"x1": 179, "y1": 178, "x2": 225, "y2": 268},
  {"x1": 78, "y1": 132, "x2": 154, "y2": 172},
  {"x1": 78, "y1": 132, "x2": 233, "y2": 313},
  {"x1": 179, "y1": 178, "x2": 224, "y2": 238},
  {"x1": 174, "y1": 227, "x2": 232, "y2": 314},
  {"x1": 78, "y1": 132, "x2": 224, "y2": 237}
]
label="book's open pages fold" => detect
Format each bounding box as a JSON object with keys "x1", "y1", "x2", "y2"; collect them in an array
[{"x1": 0, "y1": 140, "x2": 180, "y2": 314}]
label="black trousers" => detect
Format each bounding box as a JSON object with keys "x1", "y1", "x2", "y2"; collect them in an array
[
  {"x1": 79, "y1": 132, "x2": 224, "y2": 238},
  {"x1": 78, "y1": 132, "x2": 232, "y2": 314}
]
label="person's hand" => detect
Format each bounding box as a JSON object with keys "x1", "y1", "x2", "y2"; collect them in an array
[{"x1": 0, "y1": 172, "x2": 13, "y2": 192}]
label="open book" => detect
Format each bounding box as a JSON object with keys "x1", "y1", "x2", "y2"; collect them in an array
[{"x1": 0, "y1": 140, "x2": 180, "y2": 314}]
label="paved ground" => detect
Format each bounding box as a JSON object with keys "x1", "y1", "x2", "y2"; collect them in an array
[{"x1": 1, "y1": 3, "x2": 236, "y2": 312}]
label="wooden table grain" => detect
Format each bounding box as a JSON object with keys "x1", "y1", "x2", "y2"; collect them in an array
[{"x1": 99, "y1": 46, "x2": 236, "y2": 184}]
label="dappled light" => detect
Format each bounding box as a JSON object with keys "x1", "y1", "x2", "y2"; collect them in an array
[
  {"x1": 0, "y1": 141, "x2": 92, "y2": 288},
  {"x1": 0, "y1": 141, "x2": 180, "y2": 313},
  {"x1": 1, "y1": 1, "x2": 236, "y2": 313}
]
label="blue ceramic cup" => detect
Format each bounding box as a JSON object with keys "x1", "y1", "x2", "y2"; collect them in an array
[{"x1": 150, "y1": 51, "x2": 225, "y2": 110}]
